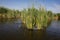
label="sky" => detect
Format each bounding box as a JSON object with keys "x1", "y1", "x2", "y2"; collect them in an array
[{"x1": 0, "y1": 0, "x2": 60, "y2": 13}]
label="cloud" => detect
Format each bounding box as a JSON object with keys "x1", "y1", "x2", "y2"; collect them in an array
[
  {"x1": 53, "y1": 3, "x2": 60, "y2": 10},
  {"x1": 52, "y1": 3, "x2": 60, "y2": 13},
  {"x1": 47, "y1": 3, "x2": 60, "y2": 13}
]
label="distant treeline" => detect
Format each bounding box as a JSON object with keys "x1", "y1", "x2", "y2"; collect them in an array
[
  {"x1": 0, "y1": 7, "x2": 21, "y2": 18},
  {"x1": 54, "y1": 13, "x2": 60, "y2": 20}
]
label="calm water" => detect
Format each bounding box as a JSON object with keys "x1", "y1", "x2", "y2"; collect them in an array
[
  {"x1": 46, "y1": 20, "x2": 60, "y2": 40},
  {"x1": 0, "y1": 19, "x2": 60, "y2": 40}
]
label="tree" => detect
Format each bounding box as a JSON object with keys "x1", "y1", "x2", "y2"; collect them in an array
[
  {"x1": 0, "y1": 7, "x2": 8, "y2": 14},
  {"x1": 56, "y1": 13, "x2": 60, "y2": 20},
  {"x1": 47, "y1": 11, "x2": 52, "y2": 17}
]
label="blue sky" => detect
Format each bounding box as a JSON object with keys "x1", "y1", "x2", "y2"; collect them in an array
[{"x1": 0, "y1": 0, "x2": 60, "y2": 13}]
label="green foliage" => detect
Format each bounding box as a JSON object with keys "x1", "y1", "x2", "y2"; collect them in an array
[
  {"x1": 20, "y1": 6, "x2": 52, "y2": 29},
  {"x1": 55, "y1": 13, "x2": 60, "y2": 20},
  {"x1": 0, "y1": 7, "x2": 8, "y2": 13},
  {"x1": 56, "y1": 13, "x2": 60, "y2": 16},
  {"x1": 47, "y1": 11, "x2": 52, "y2": 17},
  {"x1": 0, "y1": 6, "x2": 54, "y2": 29}
]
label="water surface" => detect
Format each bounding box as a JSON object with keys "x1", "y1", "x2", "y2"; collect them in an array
[
  {"x1": 46, "y1": 20, "x2": 60, "y2": 40},
  {"x1": 0, "y1": 19, "x2": 60, "y2": 40}
]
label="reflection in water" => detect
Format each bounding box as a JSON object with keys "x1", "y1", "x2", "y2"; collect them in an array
[
  {"x1": 0, "y1": 19, "x2": 46, "y2": 40},
  {"x1": 0, "y1": 19, "x2": 60, "y2": 40},
  {"x1": 0, "y1": 18, "x2": 16, "y2": 23},
  {"x1": 46, "y1": 20, "x2": 60, "y2": 40}
]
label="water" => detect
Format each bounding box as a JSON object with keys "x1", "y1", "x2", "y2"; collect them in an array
[
  {"x1": 0, "y1": 19, "x2": 60, "y2": 40},
  {"x1": 46, "y1": 20, "x2": 60, "y2": 40}
]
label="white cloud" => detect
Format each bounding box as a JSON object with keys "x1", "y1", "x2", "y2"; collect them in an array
[
  {"x1": 47, "y1": 3, "x2": 60, "y2": 13},
  {"x1": 52, "y1": 3, "x2": 60, "y2": 13},
  {"x1": 53, "y1": 3, "x2": 60, "y2": 10}
]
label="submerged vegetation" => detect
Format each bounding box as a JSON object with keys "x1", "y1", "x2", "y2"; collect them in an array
[{"x1": 0, "y1": 5, "x2": 60, "y2": 29}]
